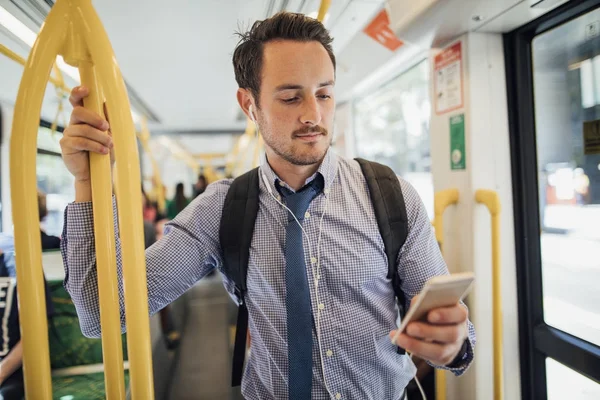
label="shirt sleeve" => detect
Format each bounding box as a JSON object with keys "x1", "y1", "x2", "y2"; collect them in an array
[
  {"x1": 60, "y1": 180, "x2": 231, "y2": 338},
  {"x1": 395, "y1": 178, "x2": 476, "y2": 375}
]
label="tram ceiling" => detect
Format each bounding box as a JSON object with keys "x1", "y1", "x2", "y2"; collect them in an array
[{"x1": 0, "y1": 0, "x2": 387, "y2": 134}]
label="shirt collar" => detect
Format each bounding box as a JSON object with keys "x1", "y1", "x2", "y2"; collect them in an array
[{"x1": 259, "y1": 148, "x2": 338, "y2": 195}]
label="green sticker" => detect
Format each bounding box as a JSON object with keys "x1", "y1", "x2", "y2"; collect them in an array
[{"x1": 450, "y1": 114, "x2": 466, "y2": 170}]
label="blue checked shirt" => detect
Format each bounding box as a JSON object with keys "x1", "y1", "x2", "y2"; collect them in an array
[{"x1": 61, "y1": 150, "x2": 476, "y2": 400}]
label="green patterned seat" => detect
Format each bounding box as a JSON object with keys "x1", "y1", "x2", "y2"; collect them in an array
[
  {"x1": 52, "y1": 371, "x2": 130, "y2": 400},
  {"x1": 47, "y1": 280, "x2": 129, "y2": 399}
]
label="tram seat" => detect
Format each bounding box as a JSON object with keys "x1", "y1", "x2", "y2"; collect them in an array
[
  {"x1": 47, "y1": 279, "x2": 180, "y2": 400},
  {"x1": 47, "y1": 279, "x2": 130, "y2": 399}
]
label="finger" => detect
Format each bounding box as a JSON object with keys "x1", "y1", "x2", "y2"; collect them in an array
[
  {"x1": 395, "y1": 333, "x2": 457, "y2": 365},
  {"x1": 409, "y1": 295, "x2": 419, "y2": 307},
  {"x1": 60, "y1": 136, "x2": 110, "y2": 155},
  {"x1": 68, "y1": 86, "x2": 89, "y2": 108},
  {"x1": 406, "y1": 321, "x2": 466, "y2": 344},
  {"x1": 428, "y1": 304, "x2": 468, "y2": 325},
  {"x1": 64, "y1": 125, "x2": 113, "y2": 149},
  {"x1": 70, "y1": 106, "x2": 110, "y2": 132}
]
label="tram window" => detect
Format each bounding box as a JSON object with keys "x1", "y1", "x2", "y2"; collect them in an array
[
  {"x1": 354, "y1": 60, "x2": 433, "y2": 219},
  {"x1": 546, "y1": 358, "x2": 600, "y2": 399},
  {"x1": 36, "y1": 127, "x2": 74, "y2": 238},
  {"x1": 532, "y1": 8, "x2": 600, "y2": 347}
]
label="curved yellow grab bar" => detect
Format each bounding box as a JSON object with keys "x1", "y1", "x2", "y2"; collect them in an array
[
  {"x1": 433, "y1": 189, "x2": 459, "y2": 249},
  {"x1": 138, "y1": 118, "x2": 166, "y2": 213},
  {"x1": 74, "y1": 1, "x2": 154, "y2": 398},
  {"x1": 10, "y1": 0, "x2": 153, "y2": 398},
  {"x1": 9, "y1": 2, "x2": 69, "y2": 397},
  {"x1": 317, "y1": 0, "x2": 331, "y2": 21},
  {"x1": 77, "y1": 59, "x2": 126, "y2": 399},
  {"x1": 475, "y1": 189, "x2": 502, "y2": 400},
  {"x1": 431, "y1": 189, "x2": 459, "y2": 400}
]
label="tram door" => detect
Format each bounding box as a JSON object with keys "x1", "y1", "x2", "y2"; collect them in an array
[{"x1": 506, "y1": 1, "x2": 600, "y2": 399}]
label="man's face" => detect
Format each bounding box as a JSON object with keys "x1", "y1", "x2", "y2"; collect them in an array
[{"x1": 253, "y1": 40, "x2": 335, "y2": 166}]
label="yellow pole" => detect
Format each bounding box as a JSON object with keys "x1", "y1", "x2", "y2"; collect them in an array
[
  {"x1": 432, "y1": 188, "x2": 459, "y2": 400},
  {"x1": 317, "y1": 0, "x2": 331, "y2": 21},
  {"x1": 138, "y1": 118, "x2": 166, "y2": 213},
  {"x1": 8, "y1": 0, "x2": 70, "y2": 397},
  {"x1": 77, "y1": 60, "x2": 126, "y2": 399},
  {"x1": 475, "y1": 189, "x2": 503, "y2": 400},
  {"x1": 0, "y1": 43, "x2": 70, "y2": 91},
  {"x1": 74, "y1": 1, "x2": 155, "y2": 397}
]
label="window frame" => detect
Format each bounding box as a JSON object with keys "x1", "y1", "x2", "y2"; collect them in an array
[{"x1": 504, "y1": 0, "x2": 600, "y2": 398}]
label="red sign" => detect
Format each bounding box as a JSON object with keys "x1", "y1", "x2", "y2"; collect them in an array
[
  {"x1": 363, "y1": 10, "x2": 404, "y2": 52},
  {"x1": 434, "y1": 41, "x2": 464, "y2": 115}
]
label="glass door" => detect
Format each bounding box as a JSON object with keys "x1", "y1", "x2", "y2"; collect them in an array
[{"x1": 506, "y1": 1, "x2": 600, "y2": 399}]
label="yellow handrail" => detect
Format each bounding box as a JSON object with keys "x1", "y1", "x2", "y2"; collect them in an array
[
  {"x1": 432, "y1": 188, "x2": 459, "y2": 400},
  {"x1": 9, "y1": 0, "x2": 153, "y2": 398},
  {"x1": 475, "y1": 189, "x2": 503, "y2": 400},
  {"x1": 138, "y1": 117, "x2": 166, "y2": 212},
  {"x1": 0, "y1": 43, "x2": 70, "y2": 92},
  {"x1": 317, "y1": 0, "x2": 331, "y2": 21}
]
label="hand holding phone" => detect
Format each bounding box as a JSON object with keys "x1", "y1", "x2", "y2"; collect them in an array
[{"x1": 390, "y1": 272, "x2": 474, "y2": 366}]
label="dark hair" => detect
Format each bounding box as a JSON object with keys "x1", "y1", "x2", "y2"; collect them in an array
[
  {"x1": 232, "y1": 11, "x2": 336, "y2": 105},
  {"x1": 174, "y1": 183, "x2": 187, "y2": 214}
]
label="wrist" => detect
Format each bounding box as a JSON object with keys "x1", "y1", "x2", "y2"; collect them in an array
[
  {"x1": 446, "y1": 339, "x2": 469, "y2": 368},
  {"x1": 75, "y1": 179, "x2": 92, "y2": 202}
]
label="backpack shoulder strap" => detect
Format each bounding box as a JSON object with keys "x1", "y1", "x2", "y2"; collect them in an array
[
  {"x1": 354, "y1": 158, "x2": 409, "y2": 314},
  {"x1": 219, "y1": 167, "x2": 260, "y2": 386}
]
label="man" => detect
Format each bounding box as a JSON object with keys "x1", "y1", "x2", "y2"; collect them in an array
[{"x1": 59, "y1": 12, "x2": 475, "y2": 399}]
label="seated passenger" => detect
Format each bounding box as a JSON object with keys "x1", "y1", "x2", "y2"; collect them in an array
[{"x1": 0, "y1": 236, "x2": 54, "y2": 400}]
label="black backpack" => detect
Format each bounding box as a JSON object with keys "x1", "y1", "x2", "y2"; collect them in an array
[{"x1": 219, "y1": 158, "x2": 409, "y2": 386}]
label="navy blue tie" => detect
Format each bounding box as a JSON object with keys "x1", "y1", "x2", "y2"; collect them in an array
[{"x1": 280, "y1": 177, "x2": 323, "y2": 400}]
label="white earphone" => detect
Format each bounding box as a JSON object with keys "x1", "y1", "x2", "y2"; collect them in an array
[
  {"x1": 249, "y1": 105, "x2": 257, "y2": 123},
  {"x1": 261, "y1": 172, "x2": 273, "y2": 195}
]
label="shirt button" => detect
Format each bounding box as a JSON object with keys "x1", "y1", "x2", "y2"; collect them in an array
[
  {"x1": 318, "y1": 303, "x2": 325, "y2": 310},
  {"x1": 324, "y1": 188, "x2": 330, "y2": 194},
  {"x1": 279, "y1": 181, "x2": 285, "y2": 186},
  {"x1": 326, "y1": 350, "x2": 333, "y2": 357},
  {"x1": 335, "y1": 394, "x2": 341, "y2": 399},
  {"x1": 305, "y1": 212, "x2": 310, "y2": 219},
  {"x1": 311, "y1": 257, "x2": 317, "y2": 265}
]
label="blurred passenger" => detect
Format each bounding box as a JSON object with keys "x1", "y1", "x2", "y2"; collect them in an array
[
  {"x1": 142, "y1": 189, "x2": 158, "y2": 223},
  {"x1": 574, "y1": 167, "x2": 590, "y2": 205},
  {"x1": 166, "y1": 183, "x2": 189, "y2": 220},
  {"x1": 142, "y1": 199, "x2": 179, "y2": 351},
  {"x1": 0, "y1": 234, "x2": 55, "y2": 399},
  {"x1": 38, "y1": 190, "x2": 61, "y2": 250},
  {"x1": 193, "y1": 174, "x2": 208, "y2": 198}
]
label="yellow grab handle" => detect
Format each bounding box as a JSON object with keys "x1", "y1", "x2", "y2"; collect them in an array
[
  {"x1": 475, "y1": 189, "x2": 503, "y2": 400},
  {"x1": 433, "y1": 189, "x2": 459, "y2": 248},
  {"x1": 317, "y1": 0, "x2": 331, "y2": 21},
  {"x1": 74, "y1": 1, "x2": 155, "y2": 398},
  {"x1": 139, "y1": 118, "x2": 166, "y2": 213},
  {"x1": 78, "y1": 60, "x2": 127, "y2": 399},
  {"x1": 432, "y1": 188, "x2": 459, "y2": 400},
  {"x1": 9, "y1": 1, "x2": 71, "y2": 398}
]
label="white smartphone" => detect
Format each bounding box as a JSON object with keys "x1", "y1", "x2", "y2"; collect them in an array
[{"x1": 392, "y1": 272, "x2": 475, "y2": 345}]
